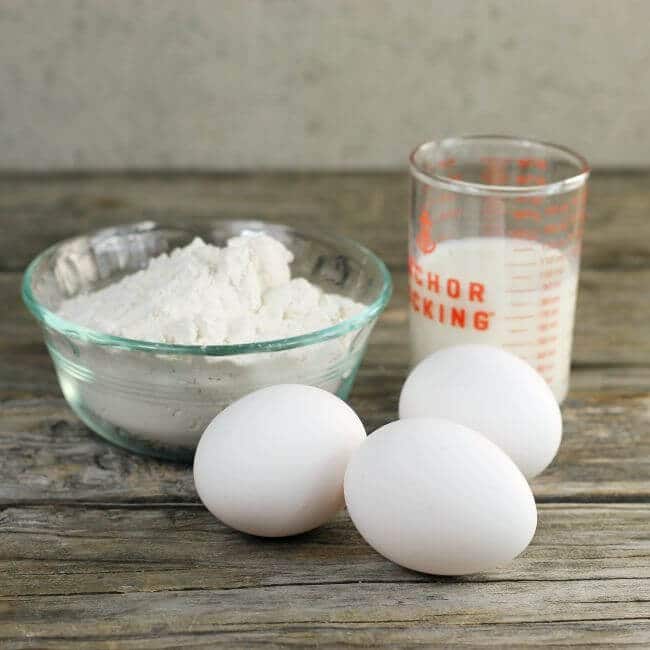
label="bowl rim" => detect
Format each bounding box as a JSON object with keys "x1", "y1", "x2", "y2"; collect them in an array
[{"x1": 21, "y1": 220, "x2": 393, "y2": 356}]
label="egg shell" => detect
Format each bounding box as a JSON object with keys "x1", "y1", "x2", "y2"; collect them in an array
[
  {"x1": 399, "y1": 344, "x2": 562, "y2": 478},
  {"x1": 193, "y1": 384, "x2": 366, "y2": 537},
  {"x1": 344, "y1": 418, "x2": 538, "y2": 575}
]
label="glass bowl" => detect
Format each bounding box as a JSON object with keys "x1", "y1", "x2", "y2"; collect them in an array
[{"x1": 22, "y1": 220, "x2": 392, "y2": 462}]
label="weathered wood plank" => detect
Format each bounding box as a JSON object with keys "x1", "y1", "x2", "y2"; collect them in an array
[
  {"x1": 1, "y1": 375, "x2": 648, "y2": 504},
  {"x1": 4, "y1": 622, "x2": 650, "y2": 650},
  {"x1": 1, "y1": 171, "x2": 649, "y2": 648},
  {"x1": 0, "y1": 173, "x2": 409, "y2": 272},
  {"x1": 1, "y1": 578, "x2": 649, "y2": 646},
  {"x1": 1, "y1": 171, "x2": 650, "y2": 273},
  {"x1": 1, "y1": 504, "x2": 649, "y2": 598},
  {"x1": 0, "y1": 398, "x2": 194, "y2": 504}
]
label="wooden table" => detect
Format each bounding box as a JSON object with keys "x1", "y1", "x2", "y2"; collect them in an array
[{"x1": 2, "y1": 172, "x2": 649, "y2": 648}]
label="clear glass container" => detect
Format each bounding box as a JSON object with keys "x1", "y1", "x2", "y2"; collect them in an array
[
  {"x1": 409, "y1": 136, "x2": 590, "y2": 401},
  {"x1": 22, "y1": 220, "x2": 392, "y2": 461}
]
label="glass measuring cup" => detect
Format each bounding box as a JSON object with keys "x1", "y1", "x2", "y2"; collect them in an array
[{"x1": 408, "y1": 136, "x2": 590, "y2": 402}]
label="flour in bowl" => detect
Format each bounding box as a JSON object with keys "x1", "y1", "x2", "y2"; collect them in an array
[
  {"x1": 58, "y1": 233, "x2": 363, "y2": 344},
  {"x1": 48, "y1": 232, "x2": 377, "y2": 454}
]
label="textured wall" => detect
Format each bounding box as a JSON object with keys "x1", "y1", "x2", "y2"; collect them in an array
[{"x1": 1, "y1": 0, "x2": 648, "y2": 170}]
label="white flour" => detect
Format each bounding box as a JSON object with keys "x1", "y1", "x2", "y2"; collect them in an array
[
  {"x1": 59, "y1": 234, "x2": 362, "y2": 344},
  {"x1": 55, "y1": 234, "x2": 367, "y2": 453}
]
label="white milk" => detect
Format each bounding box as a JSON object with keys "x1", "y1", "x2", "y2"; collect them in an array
[{"x1": 408, "y1": 237, "x2": 579, "y2": 401}]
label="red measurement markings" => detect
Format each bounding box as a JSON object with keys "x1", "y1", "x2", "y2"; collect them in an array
[
  {"x1": 540, "y1": 307, "x2": 559, "y2": 318},
  {"x1": 481, "y1": 157, "x2": 508, "y2": 170},
  {"x1": 515, "y1": 195, "x2": 544, "y2": 205},
  {"x1": 481, "y1": 173, "x2": 509, "y2": 185},
  {"x1": 512, "y1": 275, "x2": 534, "y2": 280},
  {"x1": 509, "y1": 328, "x2": 529, "y2": 334},
  {"x1": 543, "y1": 280, "x2": 562, "y2": 290},
  {"x1": 517, "y1": 158, "x2": 547, "y2": 170},
  {"x1": 481, "y1": 220, "x2": 504, "y2": 237},
  {"x1": 481, "y1": 165, "x2": 507, "y2": 176},
  {"x1": 506, "y1": 261, "x2": 537, "y2": 267},
  {"x1": 538, "y1": 320, "x2": 559, "y2": 332},
  {"x1": 537, "y1": 363, "x2": 555, "y2": 373},
  {"x1": 506, "y1": 288, "x2": 535, "y2": 294},
  {"x1": 513, "y1": 209, "x2": 541, "y2": 221},
  {"x1": 537, "y1": 349, "x2": 555, "y2": 360},
  {"x1": 516, "y1": 174, "x2": 547, "y2": 185},
  {"x1": 547, "y1": 235, "x2": 571, "y2": 248},
  {"x1": 438, "y1": 158, "x2": 456, "y2": 168},
  {"x1": 509, "y1": 230, "x2": 537, "y2": 240},
  {"x1": 415, "y1": 210, "x2": 435, "y2": 254},
  {"x1": 446, "y1": 173, "x2": 463, "y2": 180},
  {"x1": 541, "y1": 267, "x2": 563, "y2": 279},
  {"x1": 480, "y1": 157, "x2": 510, "y2": 184},
  {"x1": 544, "y1": 221, "x2": 569, "y2": 234},
  {"x1": 545, "y1": 203, "x2": 569, "y2": 215},
  {"x1": 505, "y1": 314, "x2": 535, "y2": 320},
  {"x1": 538, "y1": 335, "x2": 558, "y2": 345},
  {"x1": 541, "y1": 295, "x2": 560, "y2": 306},
  {"x1": 513, "y1": 246, "x2": 535, "y2": 253}
]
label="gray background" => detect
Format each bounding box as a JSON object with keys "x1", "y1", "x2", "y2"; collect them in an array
[{"x1": 1, "y1": 0, "x2": 647, "y2": 170}]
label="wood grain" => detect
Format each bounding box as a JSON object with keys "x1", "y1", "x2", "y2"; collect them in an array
[
  {"x1": 2, "y1": 579, "x2": 650, "y2": 646},
  {"x1": 1, "y1": 171, "x2": 650, "y2": 273},
  {"x1": 1, "y1": 172, "x2": 649, "y2": 648},
  {"x1": 2, "y1": 504, "x2": 649, "y2": 598},
  {"x1": 1, "y1": 385, "x2": 649, "y2": 505},
  {"x1": 3, "y1": 623, "x2": 650, "y2": 650}
]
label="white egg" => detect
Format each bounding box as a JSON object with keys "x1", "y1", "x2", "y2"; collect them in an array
[
  {"x1": 344, "y1": 418, "x2": 537, "y2": 575},
  {"x1": 193, "y1": 384, "x2": 366, "y2": 537},
  {"x1": 399, "y1": 344, "x2": 562, "y2": 478}
]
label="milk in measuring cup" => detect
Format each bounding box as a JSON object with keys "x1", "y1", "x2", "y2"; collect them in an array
[{"x1": 408, "y1": 237, "x2": 579, "y2": 401}]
